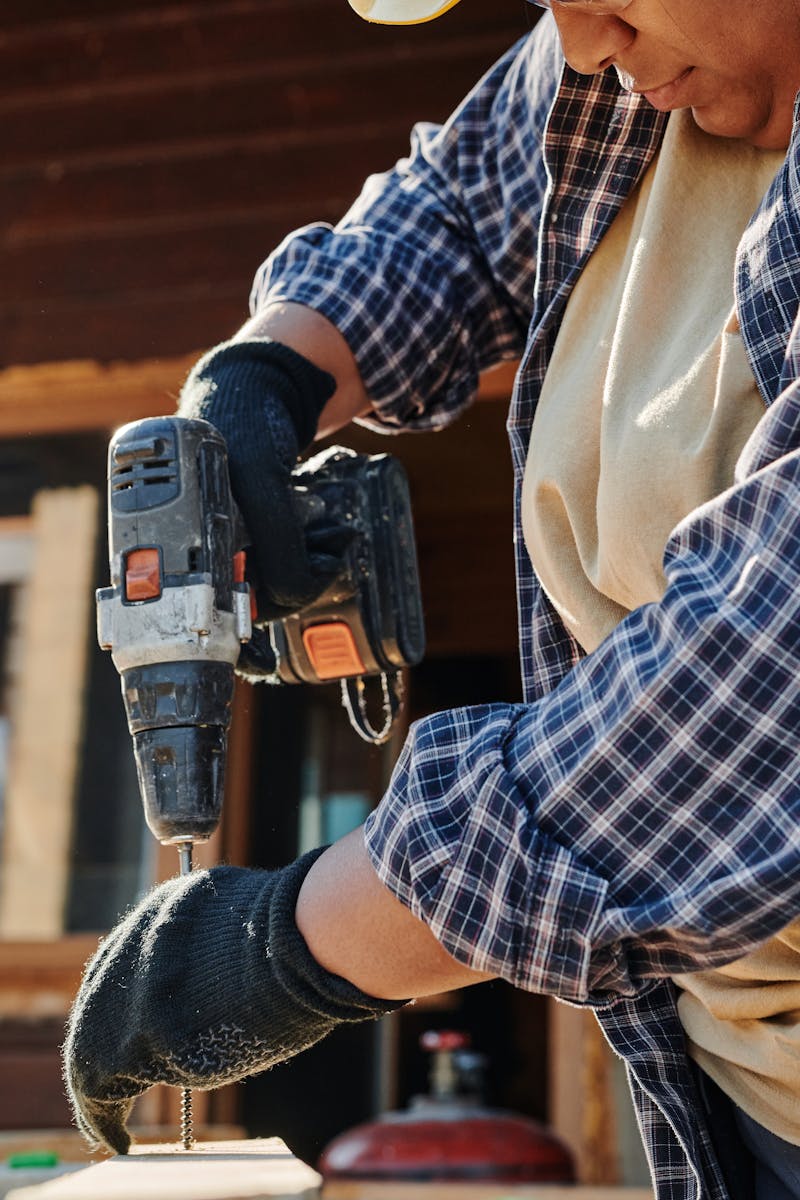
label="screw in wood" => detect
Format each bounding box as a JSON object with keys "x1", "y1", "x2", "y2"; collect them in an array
[
  {"x1": 176, "y1": 841, "x2": 195, "y2": 1152},
  {"x1": 180, "y1": 1087, "x2": 194, "y2": 1151}
]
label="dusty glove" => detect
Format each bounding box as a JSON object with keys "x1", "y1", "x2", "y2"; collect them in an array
[
  {"x1": 63, "y1": 849, "x2": 405, "y2": 1155},
  {"x1": 177, "y1": 338, "x2": 343, "y2": 633}
]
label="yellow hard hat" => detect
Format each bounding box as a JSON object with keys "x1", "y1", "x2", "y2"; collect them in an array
[{"x1": 348, "y1": 0, "x2": 462, "y2": 23}]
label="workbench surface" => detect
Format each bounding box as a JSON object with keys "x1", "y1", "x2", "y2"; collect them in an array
[
  {"x1": 5, "y1": 1139, "x2": 320, "y2": 1200},
  {"x1": 322, "y1": 1186, "x2": 653, "y2": 1200},
  {"x1": 6, "y1": 1138, "x2": 654, "y2": 1200}
]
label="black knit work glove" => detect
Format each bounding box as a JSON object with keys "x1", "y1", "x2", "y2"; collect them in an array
[
  {"x1": 177, "y1": 338, "x2": 342, "y2": 635},
  {"x1": 63, "y1": 850, "x2": 404, "y2": 1155}
]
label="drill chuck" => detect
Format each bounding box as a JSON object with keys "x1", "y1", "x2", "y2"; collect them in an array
[
  {"x1": 132, "y1": 725, "x2": 227, "y2": 844},
  {"x1": 122, "y1": 660, "x2": 234, "y2": 844}
]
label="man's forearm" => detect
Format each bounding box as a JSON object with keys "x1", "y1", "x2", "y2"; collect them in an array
[
  {"x1": 235, "y1": 302, "x2": 374, "y2": 437},
  {"x1": 234, "y1": 308, "x2": 494, "y2": 998},
  {"x1": 295, "y1": 827, "x2": 496, "y2": 1000}
]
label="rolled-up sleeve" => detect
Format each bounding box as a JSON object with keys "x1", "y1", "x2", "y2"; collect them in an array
[
  {"x1": 249, "y1": 21, "x2": 563, "y2": 432},
  {"x1": 366, "y1": 704, "x2": 611, "y2": 1001},
  {"x1": 365, "y1": 383, "x2": 800, "y2": 1004}
]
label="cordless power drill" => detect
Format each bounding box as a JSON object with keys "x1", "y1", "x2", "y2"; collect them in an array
[{"x1": 96, "y1": 415, "x2": 425, "y2": 864}]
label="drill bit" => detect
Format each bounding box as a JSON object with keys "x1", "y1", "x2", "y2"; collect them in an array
[
  {"x1": 176, "y1": 841, "x2": 195, "y2": 1151},
  {"x1": 177, "y1": 841, "x2": 193, "y2": 876}
]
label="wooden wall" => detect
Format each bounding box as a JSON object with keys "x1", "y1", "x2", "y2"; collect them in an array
[
  {"x1": 0, "y1": 0, "x2": 532, "y2": 659},
  {"x1": 0, "y1": 0, "x2": 536, "y2": 367}
]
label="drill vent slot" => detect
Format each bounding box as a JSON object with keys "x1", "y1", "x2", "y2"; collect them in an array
[
  {"x1": 113, "y1": 458, "x2": 172, "y2": 475},
  {"x1": 111, "y1": 446, "x2": 179, "y2": 512}
]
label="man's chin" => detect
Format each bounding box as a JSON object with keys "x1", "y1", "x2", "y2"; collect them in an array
[{"x1": 689, "y1": 100, "x2": 789, "y2": 149}]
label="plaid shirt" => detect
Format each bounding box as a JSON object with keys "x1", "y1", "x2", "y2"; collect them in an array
[{"x1": 253, "y1": 19, "x2": 800, "y2": 1199}]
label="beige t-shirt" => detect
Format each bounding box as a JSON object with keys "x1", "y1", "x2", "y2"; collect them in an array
[
  {"x1": 676, "y1": 926, "x2": 800, "y2": 1144},
  {"x1": 521, "y1": 109, "x2": 800, "y2": 1143},
  {"x1": 522, "y1": 109, "x2": 774, "y2": 654}
]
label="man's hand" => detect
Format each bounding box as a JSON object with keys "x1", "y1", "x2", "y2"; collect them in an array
[
  {"x1": 63, "y1": 850, "x2": 404, "y2": 1154},
  {"x1": 178, "y1": 338, "x2": 343, "y2": 631}
]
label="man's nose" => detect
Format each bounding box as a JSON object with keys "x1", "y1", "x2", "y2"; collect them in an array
[{"x1": 551, "y1": 8, "x2": 634, "y2": 75}]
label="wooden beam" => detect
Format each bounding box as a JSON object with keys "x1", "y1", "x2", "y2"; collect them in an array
[
  {"x1": 0, "y1": 486, "x2": 99, "y2": 938},
  {"x1": 476, "y1": 359, "x2": 517, "y2": 400},
  {"x1": 0, "y1": 356, "x2": 197, "y2": 438},
  {"x1": 0, "y1": 516, "x2": 34, "y2": 584},
  {"x1": 547, "y1": 1000, "x2": 619, "y2": 1185},
  {"x1": 0, "y1": 936, "x2": 99, "y2": 1017},
  {"x1": 0, "y1": 356, "x2": 516, "y2": 440},
  {"x1": 6, "y1": 1139, "x2": 321, "y2": 1200}
]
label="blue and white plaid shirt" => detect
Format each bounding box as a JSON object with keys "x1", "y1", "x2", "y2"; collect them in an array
[{"x1": 253, "y1": 18, "x2": 800, "y2": 1199}]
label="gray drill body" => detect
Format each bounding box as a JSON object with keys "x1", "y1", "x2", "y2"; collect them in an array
[{"x1": 97, "y1": 416, "x2": 250, "y2": 846}]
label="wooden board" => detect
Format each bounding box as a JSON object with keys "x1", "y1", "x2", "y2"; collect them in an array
[
  {"x1": 0, "y1": 355, "x2": 197, "y2": 438},
  {"x1": 0, "y1": 356, "x2": 516, "y2": 440},
  {"x1": 548, "y1": 1002, "x2": 617, "y2": 1183},
  {"x1": 5, "y1": 1139, "x2": 320, "y2": 1200},
  {"x1": 547, "y1": 1001, "x2": 651, "y2": 1187},
  {"x1": 0, "y1": 517, "x2": 33, "y2": 585},
  {"x1": 0, "y1": 1, "x2": 532, "y2": 367},
  {"x1": 0, "y1": 937, "x2": 100, "y2": 1018},
  {"x1": 322, "y1": 1186, "x2": 653, "y2": 1200},
  {"x1": 0, "y1": 1127, "x2": 243, "y2": 1167},
  {"x1": 0, "y1": 1165, "x2": 83, "y2": 1200},
  {"x1": 0, "y1": 485, "x2": 99, "y2": 938}
]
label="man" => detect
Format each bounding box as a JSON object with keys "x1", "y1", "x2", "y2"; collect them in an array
[{"x1": 65, "y1": 1, "x2": 800, "y2": 1197}]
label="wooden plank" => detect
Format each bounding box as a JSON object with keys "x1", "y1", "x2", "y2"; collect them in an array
[
  {"x1": 0, "y1": 486, "x2": 99, "y2": 938},
  {"x1": 0, "y1": 1128, "x2": 243, "y2": 1167},
  {"x1": 1, "y1": 218, "x2": 287, "y2": 304},
  {"x1": 322, "y1": 1187, "x2": 653, "y2": 1200},
  {"x1": 478, "y1": 360, "x2": 517, "y2": 400},
  {"x1": 1, "y1": 0, "x2": 188, "y2": 33},
  {"x1": 0, "y1": 45, "x2": 513, "y2": 167},
  {"x1": 0, "y1": 355, "x2": 196, "y2": 436},
  {"x1": 0, "y1": 515, "x2": 33, "y2": 584},
  {"x1": 0, "y1": 1, "x2": 525, "y2": 100},
  {"x1": 547, "y1": 1001, "x2": 618, "y2": 1185},
  {"x1": 0, "y1": 1167, "x2": 83, "y2": 1197},
  {"x1": 0, "y1": 936, "x2": 99, "y2": 1017},
  {"x1": 6, "y1": 1139, "x2": 321, "y2": 1200},
  {"x1": 0, "y1": 132, "x2": 409, "y2": 238},
  {"x1": 0, "y1": 356, "x2": 514, "y2": 439},
  {"x1": 0, "y1": 291, "x2": 243, "y2": 367}
]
